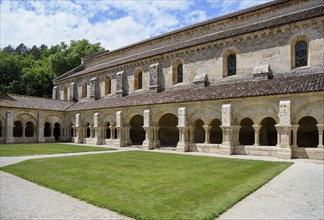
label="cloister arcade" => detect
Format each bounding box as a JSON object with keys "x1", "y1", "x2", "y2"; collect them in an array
[{"x1": 1, "y1": 97, "x2": 323, "y2": 160}]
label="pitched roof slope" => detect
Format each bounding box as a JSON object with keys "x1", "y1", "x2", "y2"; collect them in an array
[
  {"x1": 66, "y1": 73, "x2": 324, "y2": 112},
  {"x1": 55, "y1": 3, "x2": 324, "y2": 82},
  {"x1": 0, "y1": 94, "x2": 74, "y2": 111}
]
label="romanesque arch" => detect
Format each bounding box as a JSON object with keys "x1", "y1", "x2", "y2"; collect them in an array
[
  {"x1": 25, "y1": 122, "x2": 34, "y2": 137},
  {"x1": 158, "y1": 113, "x2": 179, "y2": 146},
  {"x1": 44, "y1": 122, "x2": 51, "y2": 137},
  {"x1": 239, "y1": 118, "x2": 254, "y2": 145},
  {"x1": 259, "y1": 117, "x2": 277, "y2": 146},
  {"x1": 54, "y1": 122, "x2": 61, "y2": 141},
  {"x1": 129, "y1": 115, "x2": 145, "y2": 145},
  {"x1": 297, "y1": 116, "x2": 318, "y2": 148},
  {"x1": 210, "y1": 119, "x2": 222, "y2": 144},
  {"x1": 13, "y1": 121, "x2": 23, "y2": 137},
  {"x1": 194, "y1": 119, "x2": 205, "y2": 143}
]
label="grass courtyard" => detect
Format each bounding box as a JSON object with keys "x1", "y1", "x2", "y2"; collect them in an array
[
  {"x1": 0, "y1": 151, "x2": 292, "y2": 219},
  {"x1": 0, "y1": 143, "x2": 112, "y2": 156}
]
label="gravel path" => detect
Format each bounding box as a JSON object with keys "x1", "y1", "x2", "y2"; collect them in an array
[
  {"x1": 218, "y1": 160, "x2": 324, "y2": 220},
  {"x1": 0, "y1": 171, "x2": 132, "y2": 220},
  {"x1": 0, "y1": 148, "x2": 323, "y2": 220}
]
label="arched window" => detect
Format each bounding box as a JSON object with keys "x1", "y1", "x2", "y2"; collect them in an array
[
  {"x1": 172, "y1": 60, "x2": 184, "y2": 85},
  {"x1": 82, "y1": 81, "x2": 87, "y2": 98},
  {"x1": 105, "y1": 77, "x2": 111, "y2": 95},
  {"x1": 295, "y1": 41, "x2": 308, "y2": 67},
  {"x1": 227, "y1": 54, "x2": 236, "y2": 76},
  {"x1": 134, "y1": 70, "x2": 143, "y2": 90},
  {"x1": 177, "y1": 64, "x2": 183, "y2": 83},
  {"x1": 25, "y1": 122, "x2": 34, "y2": 137},
  {"x1": 13, "y1": 121, "x2": 23, "y2": 137}
]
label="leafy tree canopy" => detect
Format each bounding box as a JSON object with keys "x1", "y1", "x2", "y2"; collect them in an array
[{"x1": 0, "y1": 39, "x2": 105, "y2": 98}]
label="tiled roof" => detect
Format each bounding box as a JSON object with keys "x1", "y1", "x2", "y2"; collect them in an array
[
  {"x1": 0, "y1": 94, "x2": 74, "y2": 111},
  {"x1": 55, "y1": 4, "x2": 324, "y2": 82},
  {"x1": 81, "y1": 0, "x2": 290, "y2": 62},
  {"x1": 65, "y1": 73, "x2": 324, "y2": 112}
]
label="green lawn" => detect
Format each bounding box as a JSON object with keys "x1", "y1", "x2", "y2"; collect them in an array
[
  {"x1": 0, "y1": 143, "x2": 113, "y2": 156},
  {"x1": 0, "y1": 151, "x2": 292, "y2": 219}
]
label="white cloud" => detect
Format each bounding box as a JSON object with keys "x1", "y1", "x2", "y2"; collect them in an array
[{"x1": 0, "y1": 0, "x2": 272, "y2": 51}]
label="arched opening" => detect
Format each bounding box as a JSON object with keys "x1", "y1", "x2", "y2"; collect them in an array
[
  {"x1": 85, "y1": 123, "x2": 91, "y2": 138},
  {"x1": 158, "y1": 113, "x2": 179, "y2": 146},
  {"x1": 13, "y1": 121, "x2": 23, "y2": 137},
  {"x1": 259, "y1": 117, "x2": 277, "y2": 146},
  {"x1": 297, "y1": 116, "x2": 318, "y2": 147},
  {"x1": 54, "y1": 123, "x2": 60, "y2": 141},
  {"x1": 82, "y1": 81, "x2": 87, "y2": 98},
  {"x1": 105, "y1": 77, "x2": 111, "y2": 95},
  {"x1": 194, "y1": 119, "x2": 205, "y2": 143},
  {"x1": 172, "y1": 60, "x2": 183, "y2": 85},
  {"x1": 25, "y1": 122, "x2": 34, "y2": 137},
  {"x1": 239, "y1": 118, "x2": 254, "y2": 145},
  {"x1": 134, "y1": 70, "x2": 143, "y2": 90},
  {"x1": 44, "y1": 122, "x2": 51, "y2": 137},
  {"x1": 70, "y1": 122, "x2": 74, "y2": 137},
  {"x1": 210, "y1": 119, "x2": 222, "y2": 144},
  {"x1": 130, "y1": 115, "x2": 145, "y2": 145},
  {"x1": 227, "y1": 54, "x2": 236, "y2": 76},
  {"x1": 106, "y1": 122, "x2": 111, "y2": 139},
  {"x1": 295, "y1": 41, "x2": 308, "y2": 68}
]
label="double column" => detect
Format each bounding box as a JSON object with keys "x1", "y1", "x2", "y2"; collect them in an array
[
  {"x1": 142, "y1": 109, "x2": 160, "y2": 150},
  {"x1": 176, "y1": 107, "x2": 189, "y2": 152}
]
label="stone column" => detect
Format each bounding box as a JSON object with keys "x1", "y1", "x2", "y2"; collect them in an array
[
  {"x1": 109, "y1": 126, "x2": 115, "y2": 139},
  {"x1": 291, "y1": 125, "x2": 299, "y2": 147},
  {"x1": 252, "y1": 125, "x2": 261, "y2": 146},
  {"x1": 38, "y1": 112, "x2": 45, "y2": 143},
  {"x1": 22, "y1": 124, "x2": 26, "y2": 138},
  {"x1": 142, "y1": 109, "x2": 154, "y2": 150},
  {"x1": 115, "y1": 111, "x2": 127, "y2": 147},
  {"x1": 5, "y1": 111, "x2": 13, "y2": 143},
  {"x1": 75, "y1": 113, "x2": 82, "y2": 143},
  {"x1": 176, "y1": 107, "x2": 189, "y2": 152},
  {"x1": 232, "y1": 125, "x2": 241, "y2": 146},
  {"x1": 189, "y1": 126, "x2": 194, "y2": 143},
  {"x1": 316, "y1": 124, "x2": 324, "y2": 149},
  {"x1": 93, "y1": 112, "x2": 102, "y2": 145},
  {"x1": 203, "y1": 125, "x2": 211, "y2": 144},
  {"x1": 153, "y1": 125, "x2": 160, "y2": 148},
  {"x1": 220, "y1": 103, "x2": 234, "y2": 155},
  {"x1": 276, "y1": 99, "x2": 292, "y2": 159}
]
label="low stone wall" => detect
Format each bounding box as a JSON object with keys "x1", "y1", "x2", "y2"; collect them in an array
[
  {"x1": 292, "y1": 147, "x2": 324, "y2": 160},
  {"x1": 234, "y1": 145, "x2": 278, "y2": 157}
]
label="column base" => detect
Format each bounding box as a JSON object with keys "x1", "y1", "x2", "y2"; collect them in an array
[
  {"x1": 219, "y1": 144, "x2": 234, "y2": 155},
  {"x1": 142, "y1": 140, "x2": 155, "y2": 150},
  {"x1": 6, "y1": 138, "x2": 14, "y2": 144},
  {"x1": 176, "y1": 142, "x2": 189, "y2": 152},
  {"x1": 277, "y1": 147, "x2": 292, "y2": 159},
  {"x1": 38, "y1": 138, "x2": 45, "y2": 143}
]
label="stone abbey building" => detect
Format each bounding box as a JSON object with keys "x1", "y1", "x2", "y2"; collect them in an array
[{"x1": 1, "y1": 0, "x2": 323, "y2": 160}]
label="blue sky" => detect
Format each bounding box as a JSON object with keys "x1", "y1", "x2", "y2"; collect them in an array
[{"x1": 0, "y1": 0, "x2": 271, "y2": 50}]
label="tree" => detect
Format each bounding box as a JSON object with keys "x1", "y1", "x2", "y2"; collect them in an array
[
  {"x1": 0, "y1": 40, "x2": 105, "y2": 97},
  {"x1": 50, "y1": 39, "x2": 105, "y2": 77}
]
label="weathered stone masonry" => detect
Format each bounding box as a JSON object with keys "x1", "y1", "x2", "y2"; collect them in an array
[{"x1": 1, "y1": 0, "x2": 324, "y2": 160}]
